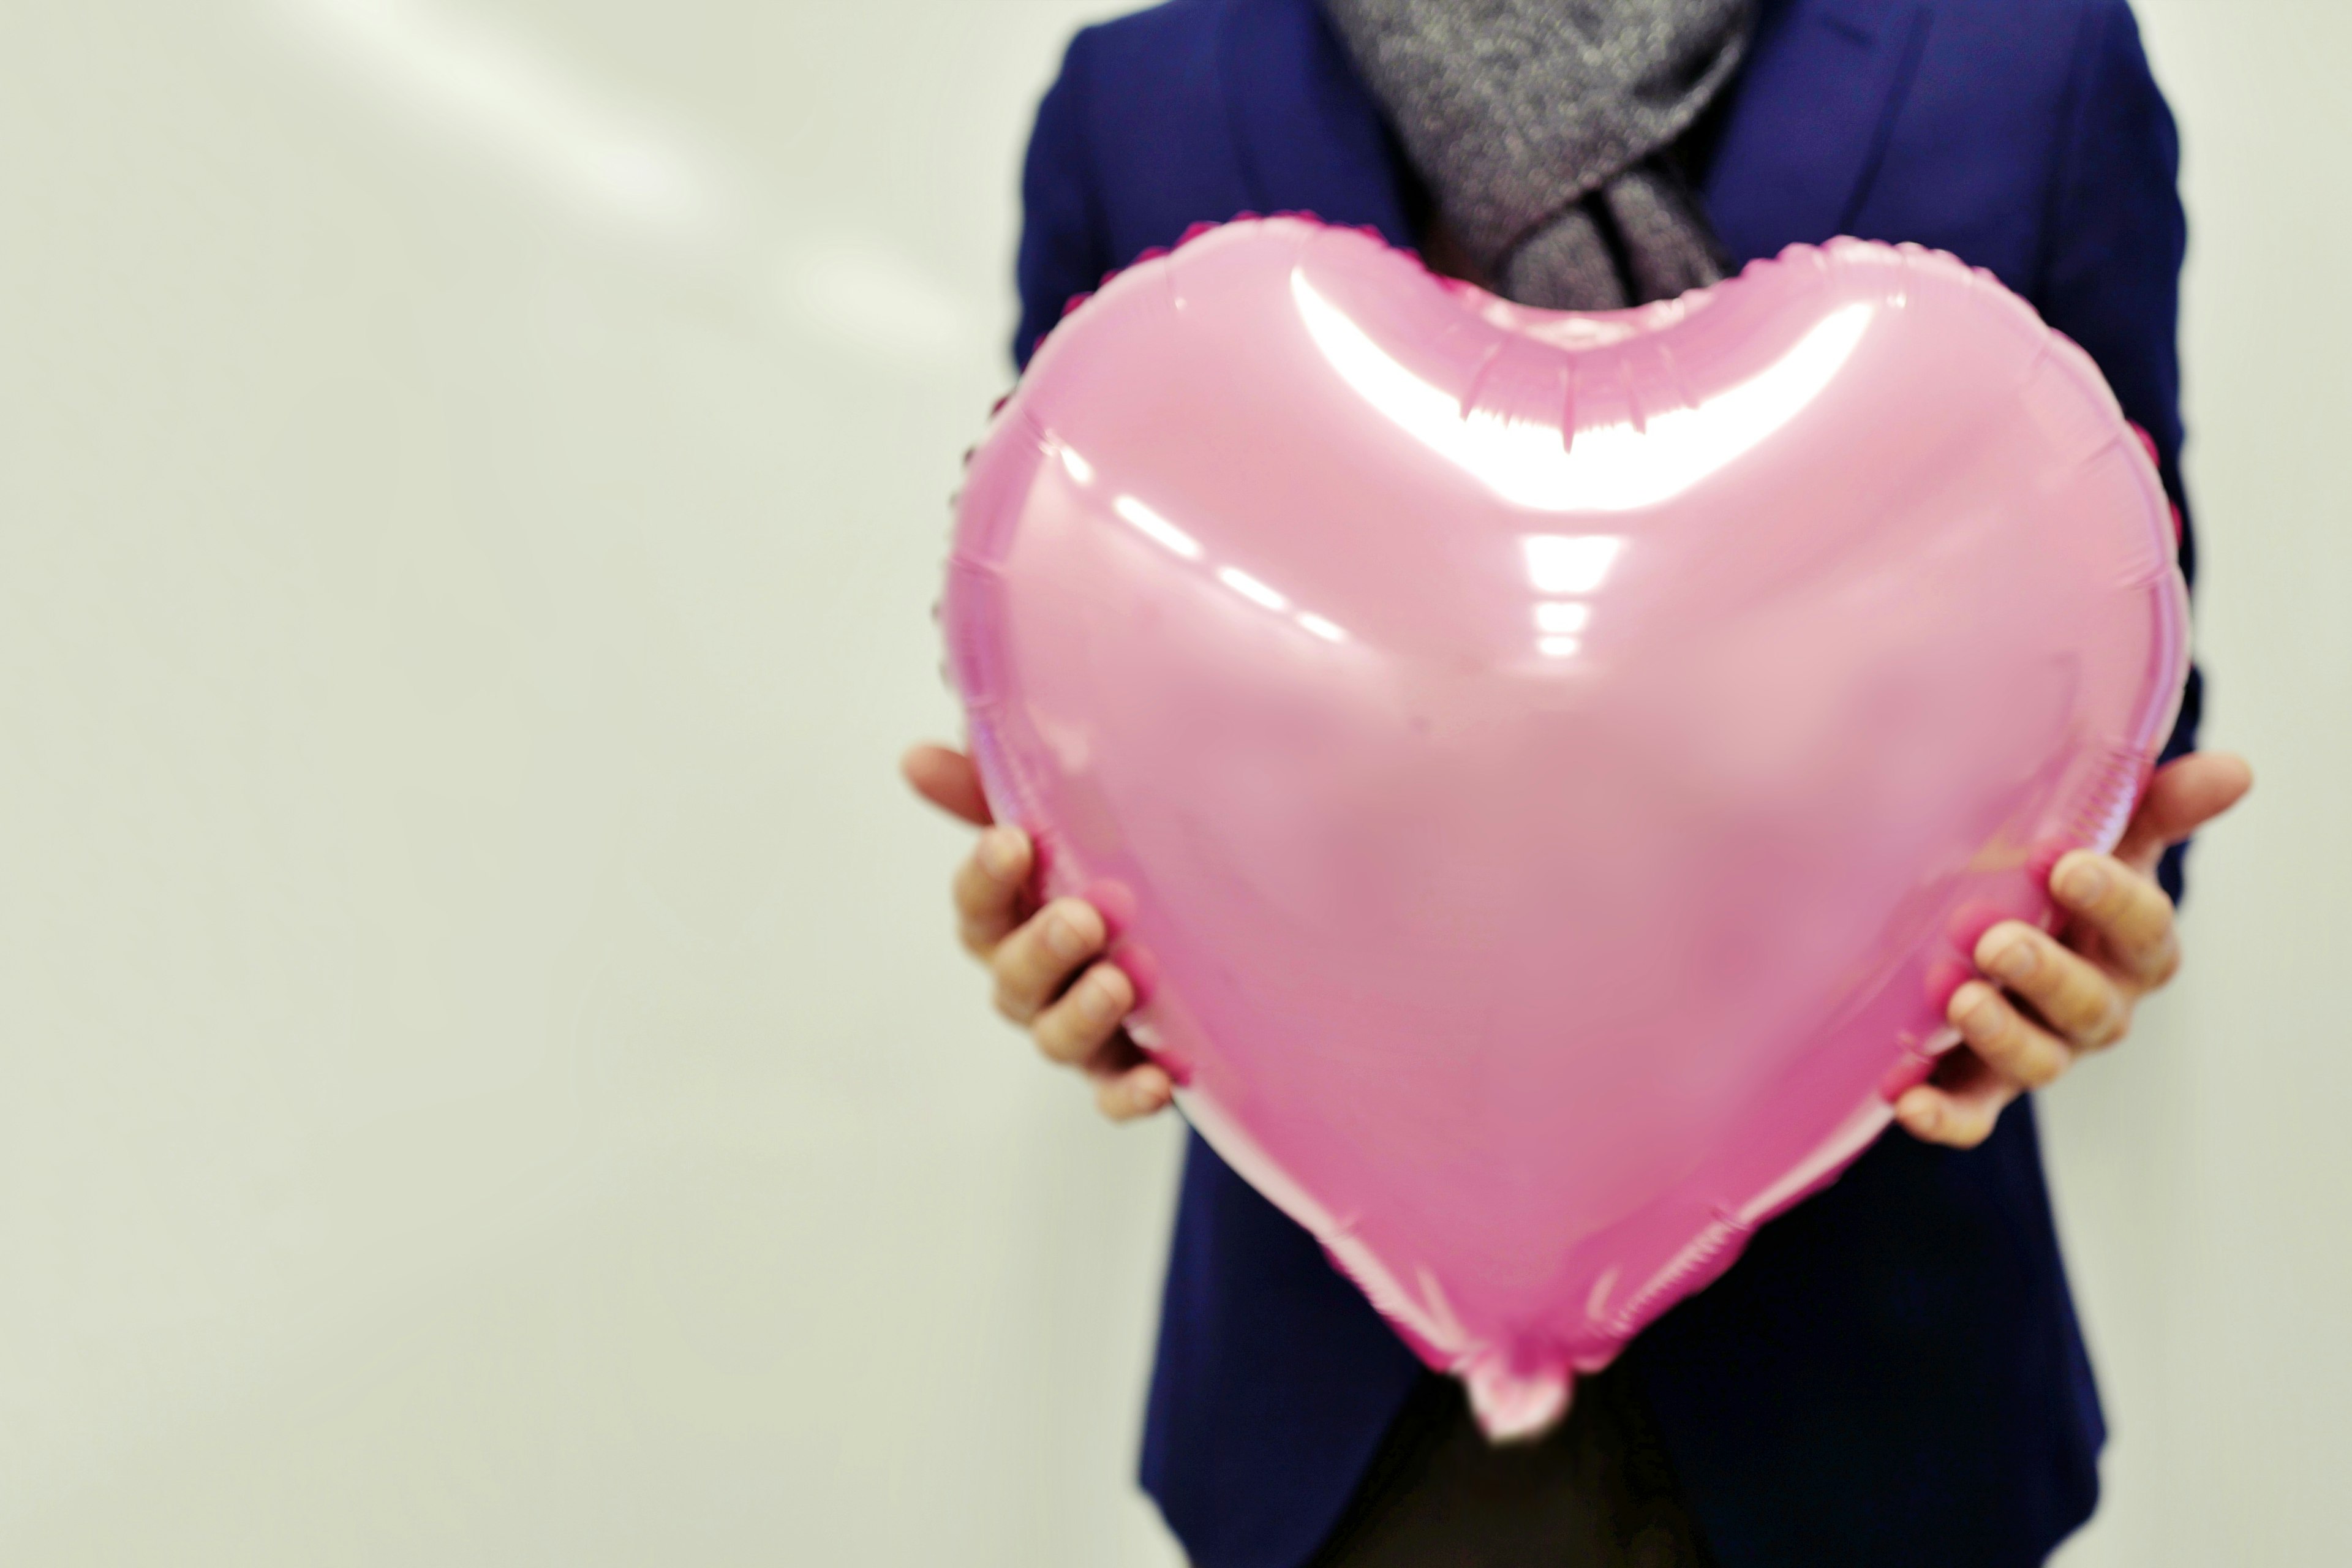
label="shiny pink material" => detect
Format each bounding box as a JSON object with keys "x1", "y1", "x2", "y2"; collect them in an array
[{"x1": 941, "y1": 218, "x2": 2188, "y2": 1438}]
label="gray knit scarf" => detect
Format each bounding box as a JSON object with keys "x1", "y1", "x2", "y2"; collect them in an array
[{"x1": 1322, "y1": 0, "x2": 1754, "y2": 309}]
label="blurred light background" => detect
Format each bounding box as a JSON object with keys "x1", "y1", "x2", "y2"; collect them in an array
[{"x1": 0, "y1": 2, "x2": 2341, "y2": 1562}]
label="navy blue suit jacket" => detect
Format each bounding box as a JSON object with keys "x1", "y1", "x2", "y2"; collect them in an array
[{"x1": 1009, "y1": 2, "x2": 2199, "y2": 1563}]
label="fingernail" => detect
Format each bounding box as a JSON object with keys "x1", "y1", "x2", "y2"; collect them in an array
[
  {"x1": 1078, "y1": 970, "x2": 1125, "y2": 1022},
  {"x1": 2059, "y1": 859, "x2": 2108, "y2": 905},
  {"x1": 1044, "y1": 910, "x2": 1092, "y2": 962},
  {"x1": 1992, "y1": 942, "x2": 2037, "y2": 983},
  {"x1": 1964, "y1": 988, "x2": 2006, "y2": 1037},
  {"x1": 979, "y1": 829, "x2": 1023, "y2": 880}
]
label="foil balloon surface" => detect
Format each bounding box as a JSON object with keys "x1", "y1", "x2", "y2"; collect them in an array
[{"x1": 941, "y1": 217, "x2": 2188, "y2": 1438}]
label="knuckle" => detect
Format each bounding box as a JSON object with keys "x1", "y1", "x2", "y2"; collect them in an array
[
  {"x1": 1937, "y1": 1107, "x2": 1995, "y2": 1148},
  {"x1": 1985, "y1": 1022, "x2": 2040, "y2": 1077},
  {"x1": 2092, "y1": 873, "x2": 2141, "y2": 924},
  {"x1": 2057, "y1": 852, "x2": 2162, "y2": 920},
  {"x1": 2088, "y1": 873, "x2": 2174, "y2": 955},
  {"x1": 1975, "y1": 1003, "x2": 2065, "y2": 1087},
  {"x1": 1033, "y1": 971, "x2": 1126, "y2": 1066},
  {"x1": 1961, "y1": 990, "x2": 2018, "y2": 1054},
  {"x1": 1047, "y1": 897, "x2": 1105, "y2": 948},
  {"x1": 2116, "y1": 877, "x2": 2177, "y2": 940},
  {"x1": 951, "y1": 862, "x2": 995, "y2": 919},
  {"x1": 1035, "y1": 1008, "x2": 1095, "y2": 1066},
  {"x1": 1970, "y1": 1011, "x2": 2014, "y2": 1063},
  {"x1": 2059, "y1": 853, "x2": 2136, "y2": 923},
  {"x1": 2051, "y1": 971, "x2": 2113, "y2": 1036},
  {"x1": 1089, "y1": 960, "x2": 1134, "y2": 1010},
  {"x1": 987, "y1": 933, "x2": 1025, "y2": 982},
  {"x1": 1975, "y1": 922, "x2": 2034, "y2": 973},
  {"x1": 991, "y1": 982, "x2": 1033, "y2": 1025},
  {"x1": 1033, "y1": 1020, "x2": 1077, "y2": 1065},
  {"x1": 991, "y1": 949, "x2": 1045, "y2": 1019},
  {"x1": 2082, "y1": 967, "x2": 2132, "y2": 1031},
  {"x1": 1027, "y1": 1000, "x2": 1072, "y2": 1059},
  {"x1": 2015, "y1": 1042, "x2": 2068, "y2": 1090},
  {"x1": 998, "y1": 917, "x2": 1050, "y2": 973}
]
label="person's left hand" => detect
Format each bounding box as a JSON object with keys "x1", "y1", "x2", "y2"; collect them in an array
[{"x1": 1893, "y1": 750, "x2": 2253, "y2": 1148}]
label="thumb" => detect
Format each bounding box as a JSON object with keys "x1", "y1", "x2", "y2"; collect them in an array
[
  {"x1": 2114, "y1": 751, "x2": 2253, "y2": 872},
  {"x1": 902, "y1": 743, "x2": 995, "y2": 827}
]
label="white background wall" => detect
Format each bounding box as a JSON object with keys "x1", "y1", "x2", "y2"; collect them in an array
[{"x1": 0, "y1": 2, "x2": 2339, "y2": 1563}]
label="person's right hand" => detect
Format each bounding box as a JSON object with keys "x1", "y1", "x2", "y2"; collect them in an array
[{"x1": 903, "y1": 742, "x2": 1175, "y2": 1121}]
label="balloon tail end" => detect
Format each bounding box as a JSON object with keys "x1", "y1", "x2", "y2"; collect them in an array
[{"x1": 1462, "y1": 1359, "x2": 1572, "y2": 1444}]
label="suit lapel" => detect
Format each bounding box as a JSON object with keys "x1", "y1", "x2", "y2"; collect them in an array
[
  {"x1": 1213, "y1": 0, "x2": 1414, "y2": 248},
  {"x1": 1702, "y1": 0, "x2": 1934, "y2": 263}
]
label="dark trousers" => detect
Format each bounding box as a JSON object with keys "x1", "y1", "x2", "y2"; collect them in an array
[{"x1": 1305, "y1": 1363, "x2": 1717, "y2": 1567}]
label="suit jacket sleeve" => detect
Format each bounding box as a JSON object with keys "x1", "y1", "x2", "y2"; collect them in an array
[
  {"x1": 2035, "y1": 0, "x2": 2202, "y2": 894},
  {"x1": 1014, "y1": 31, "x2": 1114, "y2": 372}
]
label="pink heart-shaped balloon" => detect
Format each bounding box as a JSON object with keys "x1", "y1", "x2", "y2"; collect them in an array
[{"x1": 943, "y1": 217, "x2": 2187, "y2": 1436}]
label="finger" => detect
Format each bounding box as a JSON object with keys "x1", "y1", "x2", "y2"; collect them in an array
[
  {"x1": 1973, "y1": 925, "x2": 2126, "y2": 1050},
  {"x1": 989, "y1": 897, "x2": 1106, "y2": 1023},
  {"x1": 1952, "y1": 979, "x2": 2078, "y2": 1103},
  {"x1": 1030, "y1": 961, "x2": 1135, "y2": 1066},
  {"x1": 2113, "y1": 752, "x2": 2253, "y2": 872},
  {"x1": 952, "y1": 827, "x2": 1033, "y2": 956},
  {"x1": 1893, "y1": 1046, "x2": 2020, "y2": 1150},
  {"x1": 2050, "y1": 851, "x2": 2180, "y2": 988},
  {"x1": 1094, "y1": 1061, "x2": 1175, "y2": 1122},
  {"x1": 902, "y1": 743, "x2": 995, "y2": 827}
]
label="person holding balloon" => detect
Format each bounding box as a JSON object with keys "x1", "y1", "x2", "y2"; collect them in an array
[{"x1": 907, "y1": 1, "x2": 2252, "y2": 1563}]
